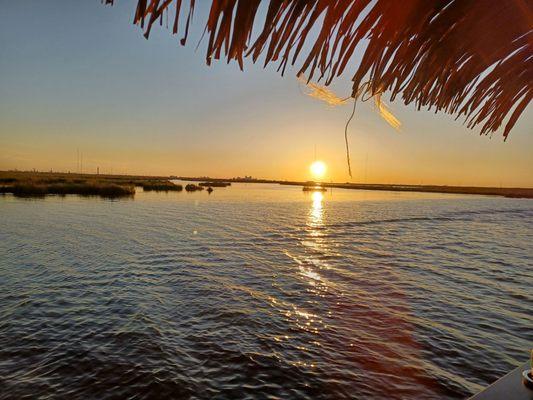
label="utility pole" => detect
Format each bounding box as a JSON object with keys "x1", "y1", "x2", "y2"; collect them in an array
[{"x1": 364, "y1": 153, "x2": 368, "y2": 184}]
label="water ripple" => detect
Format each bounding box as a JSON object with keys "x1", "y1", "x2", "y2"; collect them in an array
[{"x1": 0, "y1": 186, "x2": 531, "y2": 399}]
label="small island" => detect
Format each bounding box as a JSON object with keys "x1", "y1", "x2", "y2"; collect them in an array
[{"x1": 0, "y1": 171, "x2": 181, "y2": 198}]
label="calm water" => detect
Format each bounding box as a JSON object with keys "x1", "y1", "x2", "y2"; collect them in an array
[{"x1": 1, "y1": 183, "x2": 532, "y2": 399}]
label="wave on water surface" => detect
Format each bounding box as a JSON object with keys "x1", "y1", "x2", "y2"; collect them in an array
[{"x1": 0, "y1": 185, "x2": 531, "y2": 399}]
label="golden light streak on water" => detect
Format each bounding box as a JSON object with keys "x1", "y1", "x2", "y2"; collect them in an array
[{"x1": 310, "y1": 191, "x2": 324, "y2": 228}]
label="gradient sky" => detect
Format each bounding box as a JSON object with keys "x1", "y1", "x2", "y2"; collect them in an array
[{"x1": 1, "y1": 1, "x2": 532, "y2": 186}]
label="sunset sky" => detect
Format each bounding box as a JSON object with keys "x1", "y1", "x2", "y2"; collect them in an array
[{"x1": 1, "y1": 1, "x2": 532, "y2": 186}]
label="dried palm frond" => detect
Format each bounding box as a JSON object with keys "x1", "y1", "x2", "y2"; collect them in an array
[
  {"x1": 298, "y1": 73, "x2": 349, "y2": 106},
  {"x1": 103, "y1": 0, "x2": 532, "y2": 139},
  {"x1": 374, "y1": 94, "x2": 401, "y2": 132}
]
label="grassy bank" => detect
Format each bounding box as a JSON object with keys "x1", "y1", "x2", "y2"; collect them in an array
[
  {"x1": 0, "y1": 171, "x2": 197, "y2": 198},
  {"x1": 0, "y1": 171, "x2": 143, "y2": 198},
  {"x1": 185, "y1": 184, "x2": 204, "y2": 192},
  {"x1": 292, "y1": 182, "x2": 533, "y2": 199},
  {"x1": 140, "y1": 182, "x2": 182, "y2": 191},
  {"x1": 199, "y1": 181, "x2": 231, "y2": 187},
  {"x1": 0, "y1": 182, "x2": 135, "y2": 198}
]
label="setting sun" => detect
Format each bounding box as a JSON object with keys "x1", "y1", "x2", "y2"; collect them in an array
[
  {"x1": 0, "y1": 2, "x2": 531, "y2": 400},
  {"x1": 310, "y1": 160, "x2": 327, "y2": 179}
]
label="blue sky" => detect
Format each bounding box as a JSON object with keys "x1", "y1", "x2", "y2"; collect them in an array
[{"x1": 1, "y1": 0, "x2": 531, "y2": 186}]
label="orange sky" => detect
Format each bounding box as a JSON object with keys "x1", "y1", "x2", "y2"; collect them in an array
[{"x1": 1, "y1": 1, "x2": 532, "y2": 187}]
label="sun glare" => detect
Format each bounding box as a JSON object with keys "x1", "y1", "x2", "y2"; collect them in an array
[{"x1": 310, "y1": 161, "x2": 327, "y2": 179}]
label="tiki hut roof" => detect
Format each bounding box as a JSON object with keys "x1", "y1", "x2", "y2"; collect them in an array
[{"x1": 104, "y1": 0, "x2": 532, "y2": 139}]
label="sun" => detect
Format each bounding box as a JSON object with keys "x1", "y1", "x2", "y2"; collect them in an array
[{"x1": 310, "y1": 160, "x2": 327, "y2": 179}]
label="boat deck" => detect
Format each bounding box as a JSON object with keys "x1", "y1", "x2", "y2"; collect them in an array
[{"x1": 470, "y1": 361, "x2": 532, "y2": 399}]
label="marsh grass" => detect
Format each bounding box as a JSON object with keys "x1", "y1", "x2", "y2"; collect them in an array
[
  {"x1": 185, "y1": 184, "x2": 204, "y2": 192},
  {"x1": 0, "y1": 182, "x2": 135, "y2": 198},
  {"x1": 140, "y1": 181, "x2": 183, "y2": 191},
  {"x1": 199, "y1": 182, "x2": 231, "y2": 187},
  {"x1": 0, "y1": 172, "x2": 197, "y2": 198},
  {"x1": 0, "y1": 172, "x2": 145, "y2": 198}
]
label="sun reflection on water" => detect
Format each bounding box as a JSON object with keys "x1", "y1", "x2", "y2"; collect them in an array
[
  {"x1": 309, "y1": 191, "x2": 323, "y2": 228},
  {"x1": 293, "y1": 190, "x2": 333, "y2": 295}
]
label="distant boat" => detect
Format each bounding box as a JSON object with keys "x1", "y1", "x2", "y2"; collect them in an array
[{"x1": 302, "y1": 186, "x2": 327, "y2": 192}]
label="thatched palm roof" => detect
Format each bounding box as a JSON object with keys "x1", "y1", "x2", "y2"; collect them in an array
[{"x1": 105, "y1": 0, "x2": 532, "y2": 139}]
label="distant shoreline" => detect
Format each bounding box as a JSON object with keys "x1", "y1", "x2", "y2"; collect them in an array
[
  {"x1": 177, "y1": 176, "x2": 533, "y2": 199},
  {"x1": 1, "y1": 171, "x2": 532, "y2": 199}
]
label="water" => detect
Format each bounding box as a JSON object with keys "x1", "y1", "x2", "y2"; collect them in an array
[{"x1": 0, "y1": 183, "x2": 531, "y2": 399}]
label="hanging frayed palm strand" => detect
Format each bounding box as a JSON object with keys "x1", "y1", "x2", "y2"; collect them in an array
[
  {"x1": 298, "y1": 74, "x2": 350, "y2": 106},
  {"x1": 298, "y1": 75, "x2": 401, "y2": 177},
  {"x1": 373, "y1": 94, "x2": 402, "y2": 132},
  {"x1": 344, "y1": 99, "x2": 357, "y2": 178}
]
